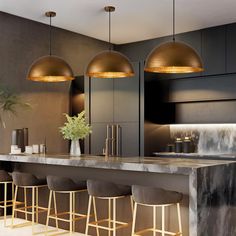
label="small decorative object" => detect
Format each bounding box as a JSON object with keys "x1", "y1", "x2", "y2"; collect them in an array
[
  {"x1": 32, "y1": 144, "x2": 40, "y2": 154},
  {"x1": 25, "y1": 146, "x2": 33, "y2": 154},
  {"x1": 175, "y1": 138, "x2": 183, "y2": 153},
  {"x1": 10, "y1": 144, "x2": 21, "y2": 154},
  {"x1": 59, "y1": 111, "x2": 92, "y2": 156},
  {"x1": 183, "y1": 137, "x2": 194, "y2": 153},
  {"x1": 40, "y1": 144, "x2": 46, "y2": 154}
]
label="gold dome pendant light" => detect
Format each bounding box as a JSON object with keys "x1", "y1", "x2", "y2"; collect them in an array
[
  {"x1": 145, "y1": 0, "x2": 204, "y2": 73},
  {"x1": 86, "y1": 6, "x2": 134, "y2": 78},
  {"x1": 27, "y1": 11, "x2": 74, "y2": 82}
]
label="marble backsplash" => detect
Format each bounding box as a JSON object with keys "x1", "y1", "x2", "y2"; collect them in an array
[{"x1": 170, "y1": 124, "x2": 236, "y2": 154}]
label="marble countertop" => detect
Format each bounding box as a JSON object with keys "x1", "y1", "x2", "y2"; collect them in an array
[
  {"x1": 0, "y1": 153, "x2": 235, "y2": 175},
  {"x1": 153, "y1": 152, "x2": 236, "y2": 160}
]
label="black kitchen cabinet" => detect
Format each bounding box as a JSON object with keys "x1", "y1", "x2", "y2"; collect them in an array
[
  {"x1": 202, "y1": 26, "x2": 226, "y2": 76},
  {"x1": 89, "y1": 122, "x2": 140, "y2": 156},
  {"x1": 119, "y1": 122, "x2": 140, "y2": 156},
  {"x1": 226, "y1": 23, "x2": 236, "y2": 73},
  {"x1": 89, "y1": 123, "x2": 107, "y2": 155},
  {"x1": 90, "y1": 78, "x2": 114, "y2": 123},
  {"x1": 114, "y1": 62, "x2": 140, "y2": 122},
  {"x1": 86, "y1": 61, "x2": 141, "y2": 156}
]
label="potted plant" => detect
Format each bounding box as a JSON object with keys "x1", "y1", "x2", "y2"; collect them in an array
[
  {"x1": 59, "y1": 111, "x2": 92, "y2": 156},
  {"x1": 0, "y1": 87, "x2": 31, "y2": 128}
]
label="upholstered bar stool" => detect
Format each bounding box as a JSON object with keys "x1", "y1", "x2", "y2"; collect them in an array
[
  {"x1": 85, "y1": 180, "x2": 133, "y2": 236},
  {"x1": 131, "y1": 185, "x2": 183, "y2": 236},
  {"x1": 11, "y1": 171, "x2": 48, "y2": 234},
  {"x1": 46, "y1": 175, "x2": 87, "y2": 234},
  {"x1": 0, "y1": 170, "x2": 14, "y2": 227}
]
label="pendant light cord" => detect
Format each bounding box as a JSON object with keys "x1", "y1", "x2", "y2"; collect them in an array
[
  {"x1": 173, "y1": 0, "x2": 175, "y2": 42},
  {"x1": 109, "y1": 10, "x2": 112, "y2": 50},
  {"x1": 49, "y1": 15, "x2": 52, "y2": 55}
]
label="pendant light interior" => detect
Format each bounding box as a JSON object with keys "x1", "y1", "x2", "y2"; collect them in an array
[
  {"x1": 86, "y1": 6, "x2": 134, "y2": 78},
  {"x1": 27, "y1": 11, "x2": 74, "y2": 82},
  {"x1": 144, "y1": 0, "x2": 204, "y2": 74}
]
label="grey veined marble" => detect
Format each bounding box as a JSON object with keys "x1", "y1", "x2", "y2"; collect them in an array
[
  {"x1": 0, "y1": 154, "x2": 235, "y2": 236},
  {"x1": 170, "y1": 124, "x2": 236, "y2": 155}
]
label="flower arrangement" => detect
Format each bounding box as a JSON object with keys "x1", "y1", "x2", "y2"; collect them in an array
[
  {"x1": 59, "y1": 111, "x2": 92, "y2": 141},
  {"x1": 0, "y1": 87, "x2": 31, "y2": 128}
]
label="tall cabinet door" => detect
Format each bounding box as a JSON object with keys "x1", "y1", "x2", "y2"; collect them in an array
[
  {"x1": 226, "y1": 23, "x2": 236, "y2": 73},
  {"x1": 90, "y1": 78, "x2": 114, "y2": 123},
  {"x1": 85, "y1": 62, "x2": 141, "y2": 157},
  {"x1": 202, "y1": 26, "x2": 226, "y2": 76},
  {"x1": 114, "y1": 61, "x2": 140, "y2": 156}
]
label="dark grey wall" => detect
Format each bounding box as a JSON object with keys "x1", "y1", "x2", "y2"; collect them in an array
[{"x1": 0, "y1": 11, "x2": 110, "y2": 153}]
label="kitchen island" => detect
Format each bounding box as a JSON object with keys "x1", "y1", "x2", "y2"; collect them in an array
[{"x1": 0, "y1": 154, "x2": 235, "y2": 236}]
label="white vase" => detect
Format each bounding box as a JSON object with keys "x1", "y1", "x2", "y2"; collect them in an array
[{"x1": 70, "y1": 140, "x2": 81, "y2": 156}]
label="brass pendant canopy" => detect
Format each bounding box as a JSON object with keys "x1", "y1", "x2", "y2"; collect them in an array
[
  {"x1": 27, "y1": 11, "x2": 74, "y2": 82},
  {"x1": 86, "y1": 6, "x2": 134, "y2": 78},
  {"x1": 145, "y1": 0, "x2": 203, "y2": 74},
  {"x1": 145, "y1": 41, "x2": 204, "y2": 73}
]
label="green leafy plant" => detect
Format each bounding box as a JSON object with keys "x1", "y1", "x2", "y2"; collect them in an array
[
  {"x1": 59, "y1": 111, "x2": 92, "y2": 140},
  {"x1": 0, "y1": 87, "x2": 31, "y2": 128}
]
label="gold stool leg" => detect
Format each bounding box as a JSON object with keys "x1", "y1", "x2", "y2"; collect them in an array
[
  {"x1": 69, "y1": 192, "x2": 73, "y2": 234},
  {"x1": 93, "y1": 197, "x2": 100, "y2": 236},
  {"x1": 85, "y1": 195, "x2": 92, "y2": 235},
  {"x1": 32, "y1": 187, "x2": 35, "y2": 235},
  {"x1": 177, "y1": 203, "x2": 182, "y2": 235},
  {"x1": 36, "y1": 187, "x2": 39, "y2": 223},
  {"x1": 4, "y1": 182, "x2": 7, "y2": 227},
  {"x1": 11, "y1": 182, "x2": 14, "y2": 222},
  {"x1": 11, "y1": 185, "x2": 18, "y2": 227},
  {"x1": 46, "y1": 190, "x2": 53, "y2": 234},
  {"x1": 161, "y1": 205, "x2": 165, "y2": 236},
  {"x1": 108, "y1": 198, "x2": 111, "y2": 236},
  {"x1": 131, "y1": 202, "x2": 137, "y2": 236},
  {"x1": 24, "y1": 188, "x2": 28, "y2": 221},
  {"x1": 113, "y1": 198, "x2": 116, "y2": 236},
  {"x1": 53, "y1": 191, "x2": 59, "y2": 230},
  {"x1": 73, "y1": 191, "x2": 76, "y2": 232},
  {"x1": 153, "y1": 206, "x2": 156, "y2": 236},
  {"x1": 130, "y1": 196, "x2": 134, "y2": 214}
]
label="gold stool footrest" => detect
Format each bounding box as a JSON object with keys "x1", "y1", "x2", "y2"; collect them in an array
[
  {"x1": 88, "y1": 218, "x2": 130, "y2": 231},
  {"x1": 48, "y1": 210, "x2": 87, "y2": 223}
]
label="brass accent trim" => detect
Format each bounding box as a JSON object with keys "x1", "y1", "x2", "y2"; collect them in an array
[
  {"x1": 0, "y1": 181, "x2": 14, "y2": 227},
  {"x1": 45, "y1": 11, "x2": 56, "y2": 17},
  {"x1": 86, "y1": 195, "x2": 133, "y2": 235},
  {"x1": 131, "y1": 202, "x2": 182, "y2": 236},
  {"x1": 104, "y1": 6, "x2": 115, "y2": 12},
  {"x1": 11, "y1": 185, "x2": 48, "y2": 235},
  {"x1": 46, "y1": 190, "x2": 88, "y2": 234}
]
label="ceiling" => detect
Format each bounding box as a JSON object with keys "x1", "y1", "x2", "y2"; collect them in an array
[{"x1": 1, "y1": 0, "x2": 236, "y2": 44}]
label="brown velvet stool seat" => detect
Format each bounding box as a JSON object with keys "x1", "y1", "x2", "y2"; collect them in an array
[
  {"x1": 131, "y1": 185, "x2": 183, "y2": 236},
  {"x1": 46, "y1": 176, "x2": 87, "y2": 234},
  {"x1": 11, "y1": 171, "x2": 48, "y2": 234},
  {"x1": 85, "y1": 180, "x2": 133, "y2": 236},
  {"x1": 0, "y1": 170, "x2": 14, "y2": 227}
]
